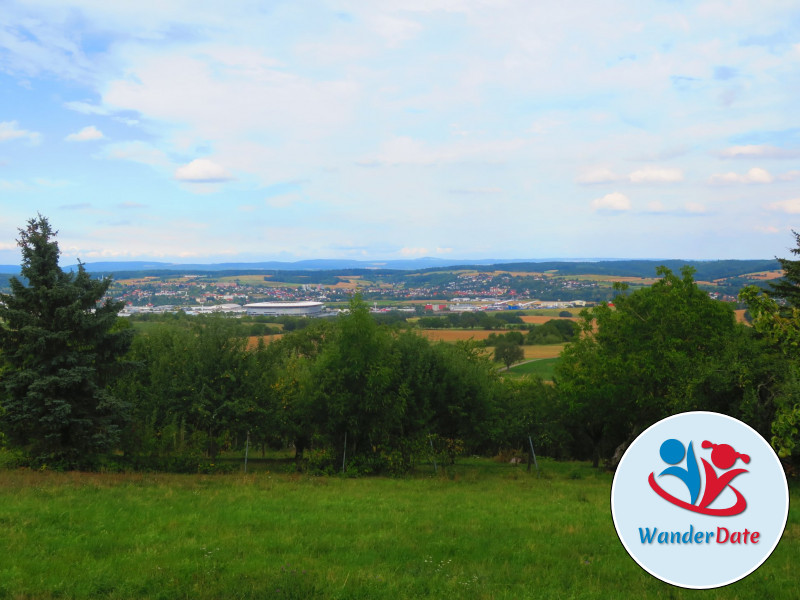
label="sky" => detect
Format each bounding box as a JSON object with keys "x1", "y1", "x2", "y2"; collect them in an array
[{"x1": 1, "y1": 0, "x2": 799, "y2": 265}]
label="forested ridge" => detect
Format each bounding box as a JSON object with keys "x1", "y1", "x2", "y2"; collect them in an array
[{"x1": 0, "y1": 259, "x2": 781, "y2": 290}]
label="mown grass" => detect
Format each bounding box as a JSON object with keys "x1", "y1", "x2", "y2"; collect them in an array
[{"x1": 0, "y1": 459, "x2": 797, "y2": 599}]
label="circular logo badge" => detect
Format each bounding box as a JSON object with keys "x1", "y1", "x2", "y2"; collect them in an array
[{"x1": 611, "y1": 411, "x2": 789, "y2": 589}]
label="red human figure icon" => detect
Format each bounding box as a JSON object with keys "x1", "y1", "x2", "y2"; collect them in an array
[{"x1": 698, "y1": 441, "x2": 750, "y2": 512}]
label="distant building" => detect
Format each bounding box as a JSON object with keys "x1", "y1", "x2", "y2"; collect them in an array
[
  {"x1": 243, "y1": 301, "x2": 325, "y2": 317},
  {"x1": 184, "y1": 303, "x2": 246, "y2": 316}
]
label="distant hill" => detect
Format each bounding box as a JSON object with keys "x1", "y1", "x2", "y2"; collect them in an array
[
  {"x1": 58, "y1": 257, "x2": 540, "y2": 273},
  {"x1": 0, "y1": 258, "x2": 783, "y2": 286},
  {"x1": 459, "y1": 259, "x2": 782, "y2": 281}
]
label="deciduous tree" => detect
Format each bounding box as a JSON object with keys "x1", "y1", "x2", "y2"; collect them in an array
[
  {"x1": 557, "y1": 266, "x2": 755, "y2": 467},
  {"x1": 494, "y1": 341, "x2": 524, "y2": 369}
]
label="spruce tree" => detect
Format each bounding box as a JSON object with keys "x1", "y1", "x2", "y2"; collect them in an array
[
  {"x1": 767, "y1": 230, "x2": 800, "y2": 308},
  {"x1": 0, "y1": 216, "x2": 133, "y2": 468}
]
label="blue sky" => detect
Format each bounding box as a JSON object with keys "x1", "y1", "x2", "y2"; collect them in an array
[{"x1": 1, "y1": 0, "x2": 799, "y2": 264}]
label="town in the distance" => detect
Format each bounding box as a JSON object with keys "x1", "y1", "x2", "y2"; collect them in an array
[{"x1": 43, "y1": 258, "x2": 783, "y2": 318}]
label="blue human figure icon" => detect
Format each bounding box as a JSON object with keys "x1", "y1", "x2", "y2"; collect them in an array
[{"x1": 658, "y1": 439, "x2": 701, "y2": 505}]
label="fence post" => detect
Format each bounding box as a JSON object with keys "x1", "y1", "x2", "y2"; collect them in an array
[
  {"x1": 429, "y1": 434, "x2": 438, "y2": 474},
  {"x1": 528, "y1": 435, "x2": 539, "y2": 476},
  {"x1": 342, "y1": 431, "x2": 347, "y2": 474},
  {"x1": 244, "y1": 430, "x2": 250, "y2": 474}
]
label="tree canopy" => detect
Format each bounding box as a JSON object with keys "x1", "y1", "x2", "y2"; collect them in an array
[{"x1": 556, "y1": 266, "x2": 767, "y2": 467}]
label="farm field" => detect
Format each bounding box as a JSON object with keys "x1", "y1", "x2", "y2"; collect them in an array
[
  {"x1": 520, "y1": 315, "x2": 579, "y2": 325},
  {"x1": 522, "y1": 344, "x2": 564, "y2": 359},
  {"x1": 0, "y1": 461, "x2": 797, "y2": 599},
  {"x1": 419, "y1": 329, "x2": 502, "y2": 342},
  {"x1": 505, "y1": 357, "x2": 560, "y2": 380},
  {"x1": 246, "y1": 333, "x2": 285, "y2": 349}
]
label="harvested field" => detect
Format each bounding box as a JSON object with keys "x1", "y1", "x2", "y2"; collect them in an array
[
  {"x1": 420, "y1": 329, "x2": 500, "y2": 342},
  {"x1": 520, "y1": 315, "x2": 579, "y2": 324},
  {"x1": 746, "y1": 270, "x2": 784, "y2": 280},
  {"x1": 524, "y1": 344, "x2": 565, "y2": 359},
  {"x1": 246, "y1": 334, "x2": 284, "y2": 349}
]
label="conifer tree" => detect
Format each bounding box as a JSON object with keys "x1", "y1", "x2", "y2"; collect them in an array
[
  {"x1": 0, "y1": 216, "x2": 132, "y2": 468},
  {"x1": 767, "y1": 230, "x2": 800, "y2": 308}
]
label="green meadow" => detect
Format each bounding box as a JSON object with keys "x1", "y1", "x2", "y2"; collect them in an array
[
  {"x1": 1, "y1": 460, "x2": 798, "y2": 599},
  {"x1": 505, "y1": 358, "x2": 560, "y2": 381}
]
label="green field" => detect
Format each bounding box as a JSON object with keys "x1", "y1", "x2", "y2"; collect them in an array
[
  {"x1": 0, "y1": 460, "x2": 797, "y2": 599},
  {"x1": 505, "y1": 357, "x2": 560, "y2": 380}
]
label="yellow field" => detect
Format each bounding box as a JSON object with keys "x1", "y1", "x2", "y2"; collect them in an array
[
  {"x1": 419, "y1": 329, "x2": 499, "y2": 342},
  {"x1": 520, "y1": 315, "x2": 579, "y2": 324},
  {"x1": 744, "y1": 270, "x2": 784, "y2": 280},
  {"x1": 523, "y1": 344, "x2": 565, "y2": 359}
]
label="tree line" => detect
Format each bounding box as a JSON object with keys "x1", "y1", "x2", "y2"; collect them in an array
[{"x1": 1, "y1": 216, "x2": 799, "y2": 474}]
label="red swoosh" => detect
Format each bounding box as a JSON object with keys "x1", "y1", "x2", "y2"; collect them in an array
[{"x1": 648, "y1": 472, "x2": 747, "y2": 516}]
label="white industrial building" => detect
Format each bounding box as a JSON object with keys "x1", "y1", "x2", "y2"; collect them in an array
[
  {"x1": 243, "y1": 301, "x2": 326, "y2": 317},
  {"x1": 184, "y1": 303, "x2": 246, "y2": 316}
]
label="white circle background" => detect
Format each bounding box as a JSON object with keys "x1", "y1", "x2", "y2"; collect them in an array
[{"x1": 611, "y1": 412, "x2": 789, "y2": 589}]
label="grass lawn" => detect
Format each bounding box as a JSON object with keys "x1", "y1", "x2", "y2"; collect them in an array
[{"x1": 0, "y1": 459, "x2": 797, "y2": 599}]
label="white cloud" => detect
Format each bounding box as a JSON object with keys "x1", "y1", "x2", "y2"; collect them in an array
[
  {"x1": 579, "y1": 166, "x2": 684, "y2": 185},
  {"x1": 754, "y1": 225, "x2": 780, "y2": 234},
  {"x1": 65, "y1": 125, "x2": 104, "y2": 142},
  {"x1": 685, "y1": 202, "x2": 706, "y2": 213},
  {"x1": 647, "y1": 200, "x2": 666, "y2": 212},
  {"x1": 33, "y1": 178, "x2": 71, "y2": 188},
  {"x1": 720, "y1": 145, "x2": 799, "y2": 159},
  {"x1": 709, "y1": 167, "x2": 774, "y2": 184},
  {"x1": 174, "y1": 158, "x2": 233, "y2": 183},
  {"x1": 0, "y1": 178, "x2": 69, "y2": 191},
  {"x1": 364, "y1": 136, "x2": 525, "y2": 166},
  {"x1": 102, "y1": 46, "x2": 359, "y2": 147},
  {"x1": 101, "y1": 141, "x2": 172, "y2": 167},
  {"x1": 767, "y1": 198, "x2": 800, "y2": 214},
  {"x1": 0, "y1": 179, "x2": 28, "y2": 191},
  {"x1": 449, "y1": 187, "x2": 504, "y2": 195},
  {"x1": 591, "y1": 192, "x2": 631, "y2": 212},
  {"x1": 577, "y1": 167, "x2": 623, "y2": 184},
  {"x1": 628, "y1": 166, "x2": 684, "y2": 183},
  {"x1": 64, "y1": 101, "x2": 110, "y2": 115},
  {"x1": 0, "y1": 121, "x2": 40, "y2": 144},
  {"x1": 778, "y1": 170, "x2": 800, "y2": 181},
  {"x1": 369, "y1": 15, "x2": 423, "y2": 46},
  {"x1": 266, "y1": 193, "x2": 302, "y2": 208}
]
